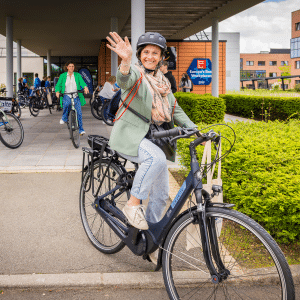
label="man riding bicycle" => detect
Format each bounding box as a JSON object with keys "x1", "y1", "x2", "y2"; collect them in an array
[{"x1": 55, "y1": 61, "x2": 89, "y2": 135}]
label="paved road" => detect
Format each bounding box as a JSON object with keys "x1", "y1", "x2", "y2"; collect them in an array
[{"x1": 0, "y1": 285, "x2": 299, "y2": 299}]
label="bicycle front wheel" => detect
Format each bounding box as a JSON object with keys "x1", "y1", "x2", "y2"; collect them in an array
[
  {"x1": 69, "y1": 110, "x2": 80, "y2": 148},
  {"x1": 80, "y1": 159, "x2": 129, "y2": 254},
  {"x1": 0, "y1": 112, "x2": 24, "y2": 149},
  {"x1": 162, "y1": 207, "x2": 295, "y2": 300},
  {"x1": 101, "y1": 101, "x2": 114, "y2": 126}
]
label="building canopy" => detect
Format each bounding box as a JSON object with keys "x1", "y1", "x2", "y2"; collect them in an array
[{"x1": 0, "y1": 0, "x2": 263, "y2": 56}]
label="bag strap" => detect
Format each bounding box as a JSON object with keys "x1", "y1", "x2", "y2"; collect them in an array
[{"x1": 113, "y1": 73, "x2": 143, "y2": 122}]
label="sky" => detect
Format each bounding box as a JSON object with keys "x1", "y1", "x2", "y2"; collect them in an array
[{"x1": 195, "y1": 0, "x2": 299, "y2": 53}]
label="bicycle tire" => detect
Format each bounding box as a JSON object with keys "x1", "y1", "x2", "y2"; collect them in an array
[
  {"x1": 80, "y1": 159, "x2": 129, "y2": 254},
  {"x1": 12, "y1": 102, "x2": 22, "y2": 119},
  {"x1": 162, "y1": 206, "x2": 295, "y2": 300},
  {"x1": 91, "y1": 100, "x2": 102, "y2": 120},
  {"x1": 29, "y1": 97, "x2": 40, "y2": 117},
  {"x1": 69, "y1": 110, "x2": 80, "y2": 148},
  {"x1": 101, "y1": 101, "x2": 114, "y2": 126},
  {"x1": 0, "y1": 112, "x2": 24, "y2": 149}
]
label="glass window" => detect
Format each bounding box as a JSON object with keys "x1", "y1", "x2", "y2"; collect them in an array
[
  {"x1": 269, "y1": 72, "x2": 277, "y2": 77},
  {"x1": 296, "y1": 22, "x2": 300, "y2": 31},
  {"x1": 246, "y1": 61, "x2": 254, "y2": 66},
  {"x1": 269, "y1": 61, "x2": 277, "y2": 66},
  {"x1": 258, "y1": 61, "x2": 265, "y2": 66},
  {"x1": 295, "y1": 61, "x2": 300, "y2": 69},
  {"x1": 281, "y1": 61, "x2": 288, "y2": 66},
  {"x1": 295, "y1": 80, "x2": 300, "y2": 85}
]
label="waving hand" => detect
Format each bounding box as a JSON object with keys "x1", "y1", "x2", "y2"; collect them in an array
[{"x1": 106, "y1": 32, "x2": 132, "y2": 63}]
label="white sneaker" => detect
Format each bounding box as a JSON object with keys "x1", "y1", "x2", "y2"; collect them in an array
[
  {"x1": 122, "y1": 204, "x2": 149, "y2": 230},
  {"x1": 59, "y1": 119, "x2": 65, "y2": 125},
  {"x1": 80, "y1": 130, "x2": 86, "y2": 135}
]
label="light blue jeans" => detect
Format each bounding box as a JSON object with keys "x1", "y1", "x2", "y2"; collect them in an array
[{"x1": 119, "y1": 138, "x2": 169, "y2": 224}]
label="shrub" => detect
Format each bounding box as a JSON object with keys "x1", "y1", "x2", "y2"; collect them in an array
[
  {"x1": 174, "y1": 92, "x2": 226, "y2": 124},
  {"x1": 177, "y1": 120, "x2": 300, "y2": 244},
  {"x1": 295, "y1": 84, "x2": 300, "y2": 92},
  {"x1": 220, "y1": 94, "x2": 300, "y2": 121}
]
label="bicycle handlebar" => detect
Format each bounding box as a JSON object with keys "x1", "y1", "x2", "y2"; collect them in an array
[
  {"x1": 151, "y1": 127, "x2": 182, "y2": 139},
  {"x1": 151, "y1": 127, "x2": 220, "y2": 145}
]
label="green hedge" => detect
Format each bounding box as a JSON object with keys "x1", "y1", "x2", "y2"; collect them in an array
[
  {"x1": 177, "y1": 120, "x2": 300, "y2": 244},
  {"x1": 220, "y1": 94, "x2": 300, "y2": 121},
  {"x1": 174, "y1": 92, "x2": 226, "y2": 124}
]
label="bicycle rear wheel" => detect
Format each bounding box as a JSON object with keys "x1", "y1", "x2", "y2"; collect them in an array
[
  {"x1": 69, "y1": 110, "x2": 80, "y2": 148},
  {"x1": 101, "y1": 101, "x2": 114, "y2": 126},
  {"x1": 0, "y1": 112, "x2": 24, "y2": 149},
  {"x1": 162, "y1": 207, "x2": 295, "y2": 300},
  {"x1": 80, "y1": 159, "x2": 129, "y2": 254},
  {"x1": 29, "y1": 97, "x2": 40, "y2": 117}
]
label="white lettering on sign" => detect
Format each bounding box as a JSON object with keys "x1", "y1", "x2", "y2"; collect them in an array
[{"x1": 0, "y1": 100, "x2": 12, "y2": 112}]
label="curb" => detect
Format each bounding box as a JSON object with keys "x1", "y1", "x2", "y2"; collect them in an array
[
  {"x1": 0, "y1": 267, "x2": 299, "y2": 289},
  {"x1": 0, "y1": 272, "x2": 165, "y2": 289}
]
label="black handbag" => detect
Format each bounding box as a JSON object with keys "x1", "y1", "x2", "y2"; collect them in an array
[{"x1": 145, "y1": 123, "x2": 177, "y2": 162}]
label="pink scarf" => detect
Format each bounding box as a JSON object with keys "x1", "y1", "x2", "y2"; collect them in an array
[{"x1": 135, "y1": 62, "x2": 172, "y2": 125}]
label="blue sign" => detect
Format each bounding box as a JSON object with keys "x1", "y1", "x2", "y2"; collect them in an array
[
  {"x1": 78, "y1": 68, "x2": 93, "y2": 92},
  {"x1": 187, "y1": 58, "x2": 212, "y2": 85}
]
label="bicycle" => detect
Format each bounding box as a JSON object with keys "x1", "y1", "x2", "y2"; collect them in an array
[
  {"x1": 79, "y1": 127, "x2": 295, "y2": 300},
  {"x1": 17, "y1": 89, "x2": 30, "y2": 109},
  {"x1": 60, "y1": 91, "x2": 84, "y2": 149},
  {"x1": 29, "y1": 87, "x2": 53, "y2": 117},
  {"x1": 0, "y1": 98, "x2": 24, "y2": 149},
  {"x1": 91, "y1": 94, "x2": 103, "y2": 120},
  {"x1": 100, "y1": 89, "x2": 121, "y2": 126},
  {"x1": 0, "y1": 88, "x2": 22, "y2": 119}
]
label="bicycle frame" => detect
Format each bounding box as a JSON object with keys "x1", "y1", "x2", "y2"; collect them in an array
[{"x1": 84, "y1": 134, "x2": 231, "y2": 281}]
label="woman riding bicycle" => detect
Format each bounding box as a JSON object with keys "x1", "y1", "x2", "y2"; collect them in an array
[
  {"x1": 106, "y1": 32, "x2": 196, "y2": 231},
  {"x1": 55, "y1": 61, "x2": 89, "y2": 135}
]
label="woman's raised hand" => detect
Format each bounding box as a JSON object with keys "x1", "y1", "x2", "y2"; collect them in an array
[{"x1": 106, "y1": 32, "x2": 132, "y2": 63}]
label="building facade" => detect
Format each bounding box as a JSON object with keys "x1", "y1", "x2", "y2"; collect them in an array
[
  {"x1": 98, "y1": 40, "x2": 227, "y2": 95},
  {"x1": 0, "y1": 34, "x2": 43, "y2": 89},
  {"x1": 240, "y1": 9, "x2": 300, "y2": 89},
  {"x1": 190, "y1": 32, "x2": 240, "y2": 92}
]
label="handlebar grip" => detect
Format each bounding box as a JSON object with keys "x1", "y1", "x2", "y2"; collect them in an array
[{"x1": 152, "y1": 127, "x2": 181, "y2": 139}]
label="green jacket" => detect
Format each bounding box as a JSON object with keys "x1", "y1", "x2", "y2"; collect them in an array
[
  {"x1": 55, "y1": 72, "x2": 87, "y2": 107},
  {"x1": 109, "y1": 65, "x2": 196, "y2": 161}
]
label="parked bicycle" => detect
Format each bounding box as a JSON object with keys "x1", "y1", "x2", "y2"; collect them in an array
[
  {"x1": 0, "y1": 98, "x2": 24, "y2": 149},
  {"x1": 80, "y1": 126, "x2": 295, "y2": 300},
  {"x1": 29, "y1": 87, "x2": 53, "y2": 117},
  {"x1": 17, "y1": 89, "x2": 30, "y2": 109},
  {"x1": 59, "y1": 90, "x2": 84, "y2": 148},
  {"x1": 0, "y1": 88, "x2": 22, "y2": 119}
]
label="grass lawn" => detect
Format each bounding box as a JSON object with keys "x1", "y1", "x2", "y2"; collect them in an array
[{"x1": 169, "y1": 169, "x2": 300, "y2": 266}]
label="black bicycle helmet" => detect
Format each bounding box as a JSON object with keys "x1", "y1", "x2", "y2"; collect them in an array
[{"x1": 137, "y1": 32, "x2": 167, "y2": 51}]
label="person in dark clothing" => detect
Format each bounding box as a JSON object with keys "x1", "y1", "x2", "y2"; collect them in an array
[
  {"x1": 18, "y1": 78, "x2": 24, "y2": 93},
  {"x1": 41, "y1": 76, "x2": 46, "y2": 87},
  {"x1": 160, "y1": 61, "x2": 177, "y2": 94}
]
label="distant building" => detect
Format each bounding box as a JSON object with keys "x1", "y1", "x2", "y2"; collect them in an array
[
  {"x1": 0, "y1": 34, "x2": 43, "y2": 89},
  {"x1": 240, "y1": 9, "x2": 300, "y2": 89}
]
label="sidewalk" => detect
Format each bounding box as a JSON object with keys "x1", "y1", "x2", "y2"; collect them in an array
[
  {"x1": 1, "y1": 107, "x2": 299, "y2": 290},
  {"x1": 0, "y1": 105, "x2": 179, "y2": 173}
]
